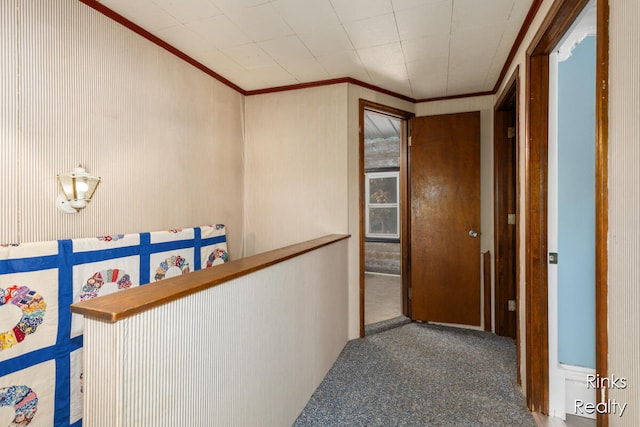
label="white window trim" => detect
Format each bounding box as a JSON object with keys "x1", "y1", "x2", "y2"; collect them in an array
[{"x1": 365, "y1": 171, "x2": 400, "y2": 240}]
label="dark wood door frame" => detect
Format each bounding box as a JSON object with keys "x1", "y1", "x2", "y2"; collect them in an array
[
  {"x1": 494, "y1": 67, "x2": 520, "y2": 379},
  {"x1": 524, "y1": 0, "x2": 608, "y2": 421},
  {"x1": 358, "y1": 99, "x2": 414, "y2": 337}
]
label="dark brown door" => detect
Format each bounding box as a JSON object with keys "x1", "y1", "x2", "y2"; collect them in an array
[
  {"x1": 494, "y1": 102, "x2": 518, "y2": 339},
  {"x1": 410, "y1": 111, "x2": 481, "y2": 326}
]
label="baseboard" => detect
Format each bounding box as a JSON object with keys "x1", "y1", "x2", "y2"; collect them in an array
[{"x1": 561, "y1": 363, "x2": 596, "y2": 420}]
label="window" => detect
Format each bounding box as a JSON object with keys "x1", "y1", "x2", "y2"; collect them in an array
[{"x1": 365, "y1": 171, "x2": 400, "y2": 240}]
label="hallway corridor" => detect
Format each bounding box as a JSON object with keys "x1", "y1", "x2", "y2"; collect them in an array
[{"x1": 294, "y1": 323, "x2": 534, "y2": 426}]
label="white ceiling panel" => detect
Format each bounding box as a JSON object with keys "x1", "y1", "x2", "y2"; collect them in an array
[
  {"x1": 279, "y1": 58, "x2": 331, "y2": 82},
  {"x1": 222, "y1": 43, "x2": 276, "y2": 70},
  {"x1": 259, "y1": 36, "x2": 314, "y2": 63},
  {"x1": 199, "y1": 51, "x2": 259, "y2": 87},
  {"x1": 330, "y1": 0, "x2": 393, "y2": 23},
  {"x1": 298, "y1": 26, "x2": 354, "y2": 57},
  {"x1": 368, "y1": 62, "x2": 409, "y2": 83},
  {"x1": 410, "y1": 73, "x2": 449, "y2": 99},
  {"x1": 244, "y1": 64, "x2": 294, "y2": 87},
  {"x1": 186, "y1": 15, "x2": 252, "y2": 49},
  {"x1": 395, "y1": 1, "x2": 453, "y2": 40},
  {"x1": 450, "y1": 27, "x2": 503, "y2": 61},
  {"x1": 447, "y1": 68, "x2": 489, "y2": 93},
  {"x1": 446, "y1": 80, "x2": 487, "y2": 95},
  {"x1": 358, "y1": 43, "x2": 405, "y2": 68},
  {"x1": 343, "y1": 13, "x2": 399, "y2": 49},
  {"x1": 485, "y1": 25, "x2": 520, "y2": 81},
  {"x1": 99, "y1": 0, "x2": 180, "y2": 32},
  {"x1": 152, "y1": 0, "x2": 222, "y2": 24},
  {"x1": 406, "y1": 58, "x2": 448, "y2": 79},
  {"x1": 196, "y1": 48, "x2": 233, "y2": 69},
  {"x1": 155, "y1": 25, "x2": 208, "y2": 56},
  {"x1": 225, "y1": 4, "x2": 294, "y2": 42},
  {"x1": 401, "y1": 36, "x2": 450, "y2": 63},
  {"x1": 210, "y1": 0, "x2": 274, "y2": 13},
  {"x1": 451, "y1": 0, "x2": 514, "y2": 32},
  {"x1": 96, "y1": 0, "x2": 535, "y2": 99},
  {"x1": 384, "y1": 81, "x2": 414, "y2": 97},
  {"x1": 392, "y1": 0, "x2": 442, "y2": 13},
  {"x1": 510, "y1": 0, "x2": 535, "y2": 22},
  {"x1": 316, "y1": 51, "x2": 369, "y2": 79},
  {"x1": 272, "y1": 0, "x2": 341, "y2": 34}
]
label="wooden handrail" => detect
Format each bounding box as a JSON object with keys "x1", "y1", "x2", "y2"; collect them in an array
[{"x1": 71, "y1": 234, "x2": 350, "y2": 323}]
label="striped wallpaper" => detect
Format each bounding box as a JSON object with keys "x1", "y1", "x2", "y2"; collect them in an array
[
  {"x1": 0, "y1": 0, "x2": 19, "y2": 243},
  {"x1": 608, "y1": 1, "x2": 640, "y2": 425},
  {"x1": 0, "y1": 0, "x2": 245, "y2": 260}
]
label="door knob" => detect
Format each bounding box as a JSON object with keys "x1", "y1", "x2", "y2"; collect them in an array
[{"x1": 468, "y1": 230, "x2": 479, "y2": 238}]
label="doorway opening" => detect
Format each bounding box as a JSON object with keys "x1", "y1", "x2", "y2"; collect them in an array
[
  {"x1": 359, "y1": 100, "x2": 413, "y2": 337},
  {"x1": 548, "y1": 2, "x2": 597, "y2": 422},
  {"x1": 524, "y1": 0, "x2": 608, "y2": 420}
]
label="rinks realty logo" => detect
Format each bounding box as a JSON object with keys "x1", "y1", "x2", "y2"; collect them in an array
[
  {"x1": 574, "y1": 374, "x2": 629, "y2": 417},
  {"x1": 587, "y1": 373, "x2": 627, "y2": 389}
]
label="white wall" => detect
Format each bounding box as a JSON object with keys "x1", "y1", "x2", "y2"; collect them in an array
[
  {"x1": 245, "y1": 84, "x2": 415, "y2": 339},
  {"x1": 243, "y1": 84, "x2": 350, "y2": 256},
  {"x1": 608, "y1": 1, "x2": 640, "y2": 424},
  {"x1": 0, "y1": 0, "x2": 245, "y2": 259}
]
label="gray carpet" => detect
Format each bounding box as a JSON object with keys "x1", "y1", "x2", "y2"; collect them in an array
[{"x1": 294, "y1": 323, "x2": 536, "y2": 426}]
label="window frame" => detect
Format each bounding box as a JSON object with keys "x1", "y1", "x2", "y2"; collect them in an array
[{"x1": 364, "y1": 169, "x2": 400, "y2": 242}]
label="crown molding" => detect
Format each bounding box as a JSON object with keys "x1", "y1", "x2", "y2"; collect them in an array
[{"x1": 79, "y1": 0, "x2": 544, "y2": 105}]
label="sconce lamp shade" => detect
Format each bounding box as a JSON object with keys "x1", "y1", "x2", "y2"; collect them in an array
[{"x1": 56, "y1": 165, "x2": 101, "y2": 213}]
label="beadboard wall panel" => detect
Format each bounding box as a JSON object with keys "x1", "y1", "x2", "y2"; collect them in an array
[
  {"x1": 1, "y1": 0, "x2": 244, "y2": 259},
  {"x1": 0, "y1": 0, "x2": 19, "y2": 243},
  {"x1": 82, "y1": 239, "x2": 349, "y2": 426},
  {"x1": 608, "y1": 1, "x2": 640, "y2": 424}
]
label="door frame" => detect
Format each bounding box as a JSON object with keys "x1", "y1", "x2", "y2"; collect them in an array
[
  {"x1": 494, "y1": 66, "x2": 520, "y2": 370},
  {"x1": 358, "y1": 99, "x2": 414, "y2": 337},
  {"x1": 524, "y1": 0, "x2": 609, "y2": 421}
]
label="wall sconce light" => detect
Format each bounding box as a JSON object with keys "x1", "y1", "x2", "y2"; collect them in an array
[{"x1": 56, "y1": 164, "x2": 101, "y2": 214}]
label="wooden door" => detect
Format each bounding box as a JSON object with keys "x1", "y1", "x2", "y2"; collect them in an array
[
  {"x1": 494, "y1": 103, "x2": 518, "y2": 339},
  {"x1": 410, "y1": 111, "x2": 481, "y2": 326}
]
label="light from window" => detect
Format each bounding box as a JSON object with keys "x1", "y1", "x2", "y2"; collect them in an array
[{"x1": 365, "y1": 171, "x2": 400, "y2": 240}]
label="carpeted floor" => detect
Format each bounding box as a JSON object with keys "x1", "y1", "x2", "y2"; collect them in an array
[{"x1": 294, "y1": 323, "x2": 536, "y2": 427}]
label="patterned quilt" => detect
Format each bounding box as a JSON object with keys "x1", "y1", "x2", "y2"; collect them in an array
[{"x1": 0, "y1": 225, "x2": 228, "y2": 426}]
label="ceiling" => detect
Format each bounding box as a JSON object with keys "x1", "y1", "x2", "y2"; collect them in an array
[{"x1": 96, "y1": 0, "x2": 535, "y2": 100}]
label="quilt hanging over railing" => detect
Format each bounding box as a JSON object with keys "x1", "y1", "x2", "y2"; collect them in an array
[{"x1": 0, "y1": 224, "x2": 229, "y2": 426}]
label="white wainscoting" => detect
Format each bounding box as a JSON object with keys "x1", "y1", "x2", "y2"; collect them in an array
[
  {"x1": 81, "y1": 239, "x2": 348, "y2": 426},
  {"x1": 562, "y1": 364, "x2": 597, "y2": 420}
]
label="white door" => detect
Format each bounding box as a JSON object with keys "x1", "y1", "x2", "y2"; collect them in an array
[{"x1": 548, "y1": 3, "x2": 597, "y2": 418}]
